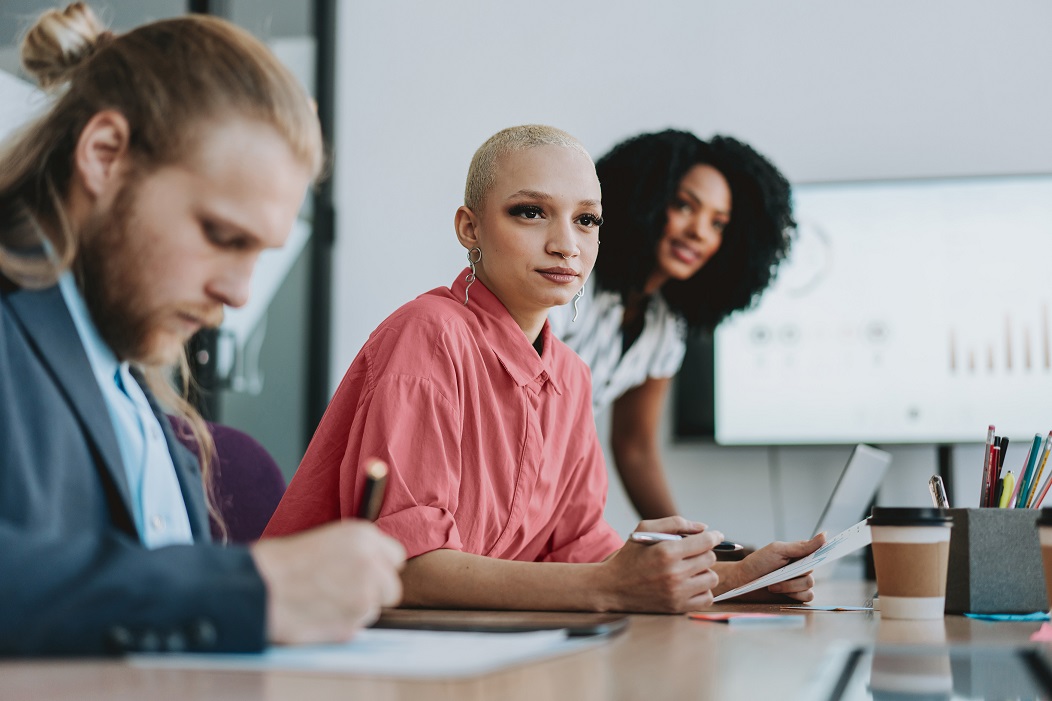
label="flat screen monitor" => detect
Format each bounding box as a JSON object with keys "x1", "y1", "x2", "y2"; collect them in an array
[{"x1": 714, "y1": 175, "x2": 1052, "y2": 445}]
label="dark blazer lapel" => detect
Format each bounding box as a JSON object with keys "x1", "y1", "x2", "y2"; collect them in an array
[{"x1": 6, "y1": 284, "x2": 137, "y2": 528}]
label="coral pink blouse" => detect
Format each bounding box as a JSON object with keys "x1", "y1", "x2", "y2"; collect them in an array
[{"x1": 264, "y1": 270, "x2": 623, "y2": 563}]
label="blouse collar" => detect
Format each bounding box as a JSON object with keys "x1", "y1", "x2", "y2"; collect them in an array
[{"x1": 450, "y1": 267, "x2": 563, "y2": 395}]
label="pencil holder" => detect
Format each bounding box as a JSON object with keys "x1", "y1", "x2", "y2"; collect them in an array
[{"x1": 943, "y1": 508, "x2": 1048, "y2": 614}]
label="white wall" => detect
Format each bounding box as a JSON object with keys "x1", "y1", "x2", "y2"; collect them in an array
[{"x1": 331, "y1": 1, "x2": 1052, "y2": 547}]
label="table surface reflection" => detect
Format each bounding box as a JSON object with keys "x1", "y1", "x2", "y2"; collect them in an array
[{"x1": 4, "y1": 581, "x2": 1051, "y2": 701}]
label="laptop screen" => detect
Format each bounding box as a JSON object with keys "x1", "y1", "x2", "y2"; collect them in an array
[{"x1": 813, "y1": 444, "x2": 892, "y2": 538}]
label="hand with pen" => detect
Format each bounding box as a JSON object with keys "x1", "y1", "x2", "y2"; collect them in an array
[
  {"x1": 611, "y1": 518, "x2": 825, "y2": 610},
  {"x1": 605, "y1": 516, "x2": 724, "y2": 611},
  {"x1": 250, "y1": 459, "x2": 406, "y2": 645}
]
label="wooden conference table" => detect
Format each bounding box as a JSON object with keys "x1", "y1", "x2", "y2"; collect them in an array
[{"x1": 4, "y1": 580, "x2": 1049, "y2": 701}]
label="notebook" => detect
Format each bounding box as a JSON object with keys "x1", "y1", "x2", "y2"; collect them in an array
[{"x1": 812, "y1": 444, "x2": 892, "y2": 539}]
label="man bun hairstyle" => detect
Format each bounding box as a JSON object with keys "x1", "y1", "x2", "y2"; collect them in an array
[
  {"x1": 20, "y1": 2, "x2": 110, "y2": 89},
  {"x1": 2, "y1": 2, "x2": 324, "y2": 281}
]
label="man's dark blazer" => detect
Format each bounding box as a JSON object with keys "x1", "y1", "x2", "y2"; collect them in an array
[{"x1": 0, "y1": 278, "x2": 267, "y2": 655}]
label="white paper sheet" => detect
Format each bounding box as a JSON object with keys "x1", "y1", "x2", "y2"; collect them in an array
[
  {"x1": 714, "y1": 519, "x2": 872, "y2": 602},
  {"x1": 130, "y1": 628, "x2": 602, "y2": 679}
]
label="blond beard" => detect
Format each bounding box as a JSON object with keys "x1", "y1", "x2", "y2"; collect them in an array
[{"x1": 76, "y1": 185, "x2": 222, "y2": 367}]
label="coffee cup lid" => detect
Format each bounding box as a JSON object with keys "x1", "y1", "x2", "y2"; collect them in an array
[
  {"x1": 1036, "y1": 508, "x2": 1052, "y2": 526},
  {"x1": 868, "y1": 506, "x2": 952, "y2": 527}
]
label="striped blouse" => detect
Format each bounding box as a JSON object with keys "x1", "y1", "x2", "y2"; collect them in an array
[{"x1": 548, "y1": 277, "x2": 687, "y2": 414}]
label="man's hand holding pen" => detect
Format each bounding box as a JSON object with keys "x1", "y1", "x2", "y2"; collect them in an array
[{"x1": 250, "y1": 457, "x2": 404, "y2": 644}]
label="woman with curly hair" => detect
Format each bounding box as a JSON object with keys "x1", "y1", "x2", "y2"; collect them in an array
[{"x1": 549, "y1": 129, "x2": 795, "y2": 519}]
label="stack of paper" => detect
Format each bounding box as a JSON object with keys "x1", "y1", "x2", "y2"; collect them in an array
[{"x1": 132, "y1": 628, "x2": 602, "y2": 678}]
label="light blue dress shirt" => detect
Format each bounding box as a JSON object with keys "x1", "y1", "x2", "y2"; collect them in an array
[{"x1": 58, "y1": 272, "x2": 195, "y2": 549}]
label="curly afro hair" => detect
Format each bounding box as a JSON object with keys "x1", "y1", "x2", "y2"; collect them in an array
[{"x1": 593, "y1": 129, "x2": 795, "y2": 329}]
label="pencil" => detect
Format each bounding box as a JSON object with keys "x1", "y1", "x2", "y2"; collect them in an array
[
  {"x1": 987, "y1": 444, "x2": 1001, "y2": 508},
  {"x1": 1016, "y1": 434, "x2": 1043, "y2": 508},
  {"x1": 993, "y1": 436, "x2": 1008, "y2": 500},
  {"x1": 1025, "y1": 434, "x2": 1052, "y2": 507},
  {"x1": 979, "y1": 425, "x2": 995, "y2": 507},
  {"x1": 1035, "y1": 468, "x2": 1052, "y2": 508},
  {"x1": 1009, "y1": 438, "x2": 1036, "y2": 508},
  {"x1": 1028, "y1": 433, "x2": 1052, "y2": 507},
  {"x1": 356, "y1": 458, "x2": 388, "y2": 521}
]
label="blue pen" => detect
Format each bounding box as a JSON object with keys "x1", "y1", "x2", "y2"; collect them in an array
[{"x1": 1016, "y1": 434, "x2": 1043, "y2": 508}]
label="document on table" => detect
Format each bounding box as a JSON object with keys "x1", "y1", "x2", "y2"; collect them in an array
[
  {"x1": 130, "y1": 628, "x2": 603, "y2": 679},
  {"x1": 713, "y1": 518, "x2": 871, "y2": 602}
]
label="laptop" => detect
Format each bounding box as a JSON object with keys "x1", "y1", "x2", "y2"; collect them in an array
[{"x1": 812, "y1": 443, "x2": 892, "y2": 539}]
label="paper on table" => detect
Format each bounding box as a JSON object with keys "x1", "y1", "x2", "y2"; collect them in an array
[
  {"x1": 713, "y1": 518, "x2": 871, "y2": 602},
  {"x1": 130, "y1": 628, "x2": 601, "y2": 679},
  {"x1": 780, "y1": 605, "x2": 872, "y2": 612}
]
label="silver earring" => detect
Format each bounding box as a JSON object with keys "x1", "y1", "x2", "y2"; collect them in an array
[
  {"x1": 464, "y1": 247, "x2": 482, "y2": 305},
  {"x1": 572, "y1": 288, "x2": 584, "y2": 322}
]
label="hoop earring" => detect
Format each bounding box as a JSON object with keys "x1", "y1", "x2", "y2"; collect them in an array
[
  {"x1": 464, "y1": 247, "x2": 482, "y2": 305},
  {"x1": 572, "y1": 288, "x2": 584, "y2": 322}
]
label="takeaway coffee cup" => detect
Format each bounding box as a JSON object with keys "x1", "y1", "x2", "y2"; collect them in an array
[
  {"x1": 1036, "y1": 509, "x2": 1052, "y2": 609},
  {"x1": 868, "y1": 507, "x2": 953, "y2": 620}
]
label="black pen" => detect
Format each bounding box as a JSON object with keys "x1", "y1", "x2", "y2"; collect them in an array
[
  {"x1": 992, "y1": 436, "x2": 1008, "y2": 492},
  {"x1": 356, "y1": 459, "x2": 388, "y2": 521}
]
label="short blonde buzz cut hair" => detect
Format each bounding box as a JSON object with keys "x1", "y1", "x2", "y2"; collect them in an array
[{"x1": 464, "y1": 124, "x2": 592, "y2": 212}]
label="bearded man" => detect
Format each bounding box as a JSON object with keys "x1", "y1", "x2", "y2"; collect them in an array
[{"x1": 0, "y1": 4, "x2": 403, "y2": 656}]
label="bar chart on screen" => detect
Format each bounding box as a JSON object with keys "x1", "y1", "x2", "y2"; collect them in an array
[
  {"x1": 715, "y1": 175, "x2": 1052, "y2": 445},
  {"x1": 948, "y1": 305, "x2": 1051, "y2": 376}
]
